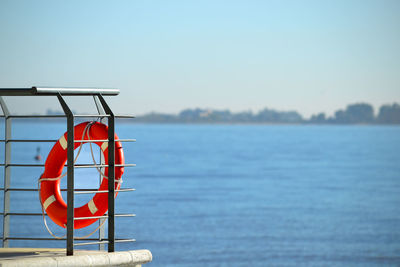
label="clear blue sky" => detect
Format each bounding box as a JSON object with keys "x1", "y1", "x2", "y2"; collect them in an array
[{"x1": 0, "y1": 0, "x2": 399, "y2": 117}]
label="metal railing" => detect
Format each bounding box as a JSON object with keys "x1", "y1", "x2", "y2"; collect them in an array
[{"x1": 0, "y1": 87, "x2": 135, "y2": 255}]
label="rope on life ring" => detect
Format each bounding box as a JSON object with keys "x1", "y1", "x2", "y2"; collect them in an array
[{"x1": 38, "y1": 121, "x2": 125, "y2": 238}]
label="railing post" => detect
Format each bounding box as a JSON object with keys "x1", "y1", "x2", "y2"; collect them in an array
[
  {"x1": 0, "y1": 97, "x2": 11, "y2": 248},
  {"x1": 93, "y1": 95, "x2": 106, "y2": 251},
  {"x1": 57, "y1": 94, "x2": 75, "y2": 256},
  {"x1": 97, "y1": 94, "x2": 115, "y2": 252}
]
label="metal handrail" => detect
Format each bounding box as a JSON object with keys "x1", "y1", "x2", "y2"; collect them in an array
[
  {"x1": 0, "y1": 114, "x2": 135, "y2": 118},
  {"x1": 0, "y1": 87, "x2": 136, "y2": 255},
  {"x1": 0, "y1": 87, "x2": 119, "y2": 96}
]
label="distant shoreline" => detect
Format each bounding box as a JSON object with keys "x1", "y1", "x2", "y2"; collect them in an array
[{"x1": 131, "y1": 102, "x2": 400, "y2": 125}]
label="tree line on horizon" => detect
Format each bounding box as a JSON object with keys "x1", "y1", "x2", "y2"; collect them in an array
[{"x1": 134, "y1": 102, "x2": 400, "y2": 124}]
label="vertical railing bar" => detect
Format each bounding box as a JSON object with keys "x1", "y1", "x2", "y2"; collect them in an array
[
  {"x1": 97, "y1": 94, "x2": 115, "y2": 252},
  {"x1": 57, "y1": 94, "x2": 75, "y2": 256},
  {"x1": 0, "y1": 97, "x2": 11, "y2": 248},
  {"x1": 93, "y1": 95, "x2": 106, "y2": 251}
]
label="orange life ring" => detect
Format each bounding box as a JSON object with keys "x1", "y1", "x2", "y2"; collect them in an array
[{"x1": 39, "y1": 121, "x2": 124, "y2": 229}]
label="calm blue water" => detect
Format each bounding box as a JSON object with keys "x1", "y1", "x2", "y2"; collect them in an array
[{"x1": 1, "y1": 122, "x2": 400, "y2": 266}]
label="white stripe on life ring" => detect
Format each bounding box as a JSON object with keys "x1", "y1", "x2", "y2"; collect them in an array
[
  {"x1": 43, "y1": 195, "x2": 56, "y2": 210},
  {"x1": 88, "y1": 199, "x2": 98, "y2": 215},
  {"x1": 101, "y1": 142, "x2": 108, "y2": 152},
  {"x1": 59, "y1": 135, "x2": 67, "y2": 150}
]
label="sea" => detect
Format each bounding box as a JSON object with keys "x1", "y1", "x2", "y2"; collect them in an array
[{"x1": 1, "y1": 122, "x2": 400, "y2": 266}]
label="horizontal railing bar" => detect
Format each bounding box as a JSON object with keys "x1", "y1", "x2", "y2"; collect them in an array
[
  {"x1": 0, "y1": 213, "x2": 134, "y2": 218},
  {"x1": 2, "y1": 114, "x2": 134, "y2": 118},
  {"x1": 0, "y1": 163, "x2": 135, "y2": 168},
  {"x1": 114, "y1": 239, "x2": 136, "y2": 243},
  {"x1": 0, "y1": 187, "x2": 136, "y2": 194},
  {"x1": 0, "y1": 212, "x2": 44, "y2": 216},
  {"x1": 5, "y1": 237, "x2": 134, "y2": 242},
  {"x1": 74, "y1": 214, "x2": 135, "y2": 220},
  {"x1": 72, "y1": 188, "x2": 135, "y2": 192},
  {"x1": 7, "y1": 115, "x2": 65, "y2": 118},
  {"x1": 35, "y1": 87, "x2": 120, "y2": 96},
  {"x1": 74, "y1": 188, "x2": 135, "y2": 194},
  {"x1": 71, "y1": 114, "x2": 135, "y2": 118},
  {"x1": 0, "y1": 139, "x2": 58, "y2": 142},
  {"x1": 74, "y1": 163, "x2": 136, "y2": 168},
  {"x1": 5, "y1": 237, "x2": 62, "y2": 241},
  {"x1": 0, "y1": 138, "x2": 135, "y2": 143},
  {"x1": 0, "y1": 188, "x2": 38, "y2": 191},
  {"x1": 0, "y1": 88, "x2": 35, "y2": 96},
  {"x1": 74, "y1": 239, "x2": 135, "y2": 246},
  {"x1": 115, "y1": 115, "x2": 136, "y2": 119},
  {"x1": 73, "y1": 114, "x2": 110, "y2": 117},
  {"x1": 0, "y1": 163, "x2": 45, "y2": 167},
  {"x1": 74, "y1": 241, "x2": 108, "y2": 246},
  {"x1": 0, "y1": 87, "x2": 120, "y2": 96},
  {"x1": 74, "y1": 139, "x2": 136, "y2": 143}
]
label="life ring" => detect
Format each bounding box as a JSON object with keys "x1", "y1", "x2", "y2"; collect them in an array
[{"x1": 39, "y1": 121, "x2": 124, "y2": 229}]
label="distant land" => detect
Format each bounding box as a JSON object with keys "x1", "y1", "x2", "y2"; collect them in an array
[
  {"x1": 132, "y1": 102, "x2": 400, "y2": 124},
  {"x1": 44, "y1": 102, "x2": 400, "y2": 124}
]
